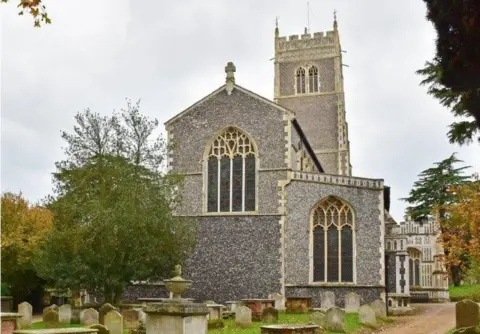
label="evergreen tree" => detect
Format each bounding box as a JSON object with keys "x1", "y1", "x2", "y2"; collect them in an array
[{"x1": 402, "y1": 153, "x2": 471, "y2": 221}]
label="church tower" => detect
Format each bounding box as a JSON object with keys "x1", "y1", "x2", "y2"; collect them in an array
[{"x1": 274, "y1": 15, "x2": 352, "y2": 176}]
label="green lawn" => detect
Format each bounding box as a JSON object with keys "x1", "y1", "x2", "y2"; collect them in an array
[
  {"x1": 449, "y1": 284, "x2": 480, "y2": 302},
  {"x1": 30, "y1": 322, "x2": 85, "y2": 329},
  {"x1": 208, "y1": 312, "x2": 393, "y2": 334}
]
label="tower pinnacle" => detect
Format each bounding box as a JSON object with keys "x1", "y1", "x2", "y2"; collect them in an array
[{"x1": 333, "y1": 9, "x2": 338, "y2": 30}]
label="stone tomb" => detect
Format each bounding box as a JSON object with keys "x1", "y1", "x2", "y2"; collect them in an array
[
  {"x1": 121, "y1": 309, "x2": 140, "y2": 330},
  {"x1": 58, "y1": 305, "x2": 72, "y2": 325},
  {"x1": 268, "y1": 293, "x2": 285, "y2": 311},
  {"x1": 359, "y1": 305, "x2": 377, "y2": 327},
  {"x1": 344, "y1": 292, "x2": 360, "y2": 313},
  {"x1": 104, "y1": 311, "x2": 123, "y2": 334},
  {"x1": 320, "y1": 292, "x2": 335, "y2": 311},
  {"x1": 456, "y1": 299, "x2": 479, "y2": 330},
  {"x1": 324, "y1": 307, "x2": 345, "y2": 333},
  {"x1": 285, "y1": 297, "x2": 311, "y2": 313},
  {"x1": 82, "y1": 309, "x2": 99, "y2": 326},
  {"x1": 371, "y1": 300, "x2": 387, "y2": 319},
  {"x1": 17, "y1": 302, "x2": 33, "y2": 329},
  {"x1": 44, "y1": 310, "x2": 60, "y2": 328},
  {"x1": 260, "y1": 324, "x2": 320, "y2": 334},
  {"x1": 1, "y1": 312, "x2": 23, "y2": 334},
  {"x1": 13, "y1": 329, "x2": 99, "y2": 334},
  {"x1": 98, "y1": 304, "x2": 116, "y2": 326},
  {"x1": 241, "y1": 299, "x2": 274, "y2": 322},
  {"x1": 205, "y1": 303, "x2": 223, "y2": 321},
  {"x1": 234, "y1": 306, "x2": 252, "y2": 329}
]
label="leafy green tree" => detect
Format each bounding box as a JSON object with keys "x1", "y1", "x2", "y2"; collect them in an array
[
  {"x1": 402, "y1": 153, "x2": 471, "y2": 221},
  {"x1": 34, "y1": 100, "x2": 196, "y2": 304},
  {"x1": 421, "y1": 0, "x2": 480, "y2": 127},
  {"x1": 416, "y1": 60, "x2": 480, "y2": 145}
]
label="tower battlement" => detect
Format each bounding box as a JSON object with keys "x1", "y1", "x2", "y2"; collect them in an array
[{"x1": 276, "y1": 31, "x2": 336, "y2": 52}]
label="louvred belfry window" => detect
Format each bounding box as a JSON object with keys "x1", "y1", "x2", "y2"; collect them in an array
[
  {"x1": 312, "y1": 197, "x2": 355, "y2": 283},
  {"x1": 308, "y1": 66, "x2": 319, "y2": 93},
  {"x1": 296, "y1": 68, "x2": 306, "y2": 94},
  {"x1": 207, "y1": 127, "x2": 256, "y2": 213}
]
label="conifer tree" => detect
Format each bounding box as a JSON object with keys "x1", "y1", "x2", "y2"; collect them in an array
[{"x1": 402, "y1": 153, "x2": 471, "y2": 222}]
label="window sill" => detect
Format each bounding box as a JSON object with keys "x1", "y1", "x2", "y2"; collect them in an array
[{"x1": 202, "y1": 211, "x2": 259, "y2": 216}]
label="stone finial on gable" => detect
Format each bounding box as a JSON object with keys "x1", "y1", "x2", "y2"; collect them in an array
[{"x1": 225, "y1": 62, "x2": 236, "y2": 95}]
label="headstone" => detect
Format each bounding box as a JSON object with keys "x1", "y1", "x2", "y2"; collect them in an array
[
  {"x1": 104, "y1": 310, "x2": 123, "y2": 334},
  {"x1": 321, "y1": 291, "x2": 335, "y2": 310},
  {"x1": 235, "y1": 306, "x2": 252, "y2": 329},
  {"x1": 344, "y1": 292, "x2": 360, "y2": 313},
  {"x1": 324, "y1": 307, "x2": 345, "y2": 333},
  {"x1": 371, "y1": 299, "x2": 387, "y2": 318},
  {"x1": 309, "y1": 311, "x2": 325, "y2": 328},
  {"x1": 456, "y1": 299, "x2": 479, "y2": 330},
  {"x1": 99, "y1": 303, "x2": 116, "y2": 325},
  {"x1": 268, "y1": 293, "x2": 285, "y2": 311},
  {"x1": 43, "y1": 304, "x2": 58, "y2": 316},
  {"x1": 262, "y1": 307, "x2": 278, "y2": 323},
  {"x1": 89, "y1": 324, "x2": 110, "y2": 334},
  {"x1": 359, "y1": 305, "x2": 377, "y2": 327},
  {"x1": 58, "y1": 304, "x2": 72, "y2": 324},
  {"x1": 43, "y1": 309, "x2": 60, "y2": 328},
  {"x1": 82, "y1": 308, "x2": 99, "y2": 326},
  {"x1": 122, "y1": 309, "x2": 140, "y2": 330},
  {"x1": 17, "y1": 302, "x2": 33, "y2": 329}
]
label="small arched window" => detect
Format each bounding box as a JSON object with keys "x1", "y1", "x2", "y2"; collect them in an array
[
  {"x1": 296, "y1": 68, "x2": 306, "y2": 94},
  {"x1": 206, "y1": 127, "x2": 256, "y2": 213},
  {"x1": 309, "y1": 66, "x2": 319, "y2": 93},
  {"x1": 312, "y1": 197, "x2": 355, "y2": 283}
]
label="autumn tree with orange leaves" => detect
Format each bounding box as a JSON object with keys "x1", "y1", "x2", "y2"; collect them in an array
[
  {"x1": 1, "y1": 192, "x2": 53, "y2": 304},
  {"x1": 438, "y1": 175, "x2": 480, "y2": 280},
  {"x1": 1, "y1": 0, "x2": 51, "y2": 27}
]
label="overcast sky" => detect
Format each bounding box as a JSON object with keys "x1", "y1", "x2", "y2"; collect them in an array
[{"x1": 1, "y1": 0, "x2": 479, "y2": 222}]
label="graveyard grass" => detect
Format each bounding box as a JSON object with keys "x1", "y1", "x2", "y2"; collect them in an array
[
  {"x1": 208, "y1": 312, "x2": 394, "y2": 333},
  {"x1": 30, "y1": 322, "x2": 130, "y2": 334},
  {"x1": 449, "y1": 284, "x2": 480, "y2": 302}
]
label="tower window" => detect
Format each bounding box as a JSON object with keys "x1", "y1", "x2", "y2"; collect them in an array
[
  {"x1": 312, "y1": 196, "x2": 355, "y2": 283},
  {"x1": 206, "y1": 127, "x2": 257, "y2": 213},
  {"x1": 296, "y1": 68, "x2": 306, "y2": 94},
  {"x1": 309, "y1": 66, "x2": 319, "y2": 93}
]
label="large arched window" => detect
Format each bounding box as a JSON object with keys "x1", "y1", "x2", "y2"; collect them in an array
[
  {"x1": 408, "y1": 248, "x2": 421, "y2": 286},
  {"x1": 312, "y1": 197, "x2": 354, "y2": 283},
  {"x1": 296, "y1": 68, "x2": 306, "y2": 94},
  {"x1": 308, "y1": 66, "x2": 319, "y2": 93},
  {"x1": 206, "y1": 127, "x2": 256, "y2": 213}
]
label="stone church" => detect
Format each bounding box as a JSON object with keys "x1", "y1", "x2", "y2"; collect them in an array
[{"x1": 163, "y1": 17, "x2": 449, "y2": 309}]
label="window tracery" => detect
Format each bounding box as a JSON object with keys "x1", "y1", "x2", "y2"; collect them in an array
[
  {"x1": 312, "y1": 197, "x2": 355, "y2": 283},
  {"x1": 207, "y1": 127, "x2": 256, "y2": 212}
]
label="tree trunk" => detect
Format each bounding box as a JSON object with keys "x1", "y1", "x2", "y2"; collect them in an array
[
  {"x1": 113, "y1": 286, "x2": 123, "y2": 306},
  {"x1": 103, "y1": 285, "x2": 114, "y2": 305},
  {"x1": 451, "y1": 265, "x2": 462, "y2": 286}
]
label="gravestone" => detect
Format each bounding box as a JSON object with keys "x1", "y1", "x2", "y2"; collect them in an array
[
  {"x1": 235, "y1": 306, "x2": 252, "y2": 329},
  {"x1": 58, "y1": 304, "x2": 72, "y2": 324},
  {"x1": 99, "y1": 303, "x2": 116, "y2": 325},
  {"x1": 309, "y1": 311, "x2": 325, "y2": 328},
  {"x1": 324, "y1": 307, "x2": 345, "y2": 333},
  {"x1": 82, "y1": 308, "x2": 99, "y2": 326},
  {"x1": 104, "y1": 310, "x2": 123, "y2": 334},
  {"x1": 122, "y1": 309, "x2": 140, "y2": 330},
  {"x1": 17, "y1": 302, "x2": 33, "y2": 329},
  {"x1": 371, "y1": 299, "x2": 387, "y2": 318},
  {"x1": 268, "y1": 293, "x2": 285, "y2": 311},
  {"x1": 321, "y1": 292, "x2": 335, "y2": 311},
  {"x1": 89, "y1": 324, "x2": 110, "y2": 334},
  {"x1": 262, "y1": 307, "x2": 279, "y2": 323},
  {"x1": 344, "y1": 292, "x2": 360, "y2": 313},
  {"x1": 456, "y1": 299, "x2": 479, "y2": 330},
  {"x1": 43, "y1": 309, "x2": 60, "y2": 328},
  {"x1": 43, "y1": 304, "x2": 58, "y2": 317},
  {"x1": 359, "y1": 305, "x2": 377, "y2": 327}
]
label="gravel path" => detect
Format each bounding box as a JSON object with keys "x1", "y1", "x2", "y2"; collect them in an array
[{"x1": 376, "y1": 303, "x2": 455, "y2": 334}]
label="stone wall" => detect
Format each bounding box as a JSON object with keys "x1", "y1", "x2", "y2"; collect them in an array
[
  {"x1": 182, "y1": 215, "x2": 282, "y2": 303},
  {"x1": 284, "y1": 180, "x2": 384, "y2": 286}
]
